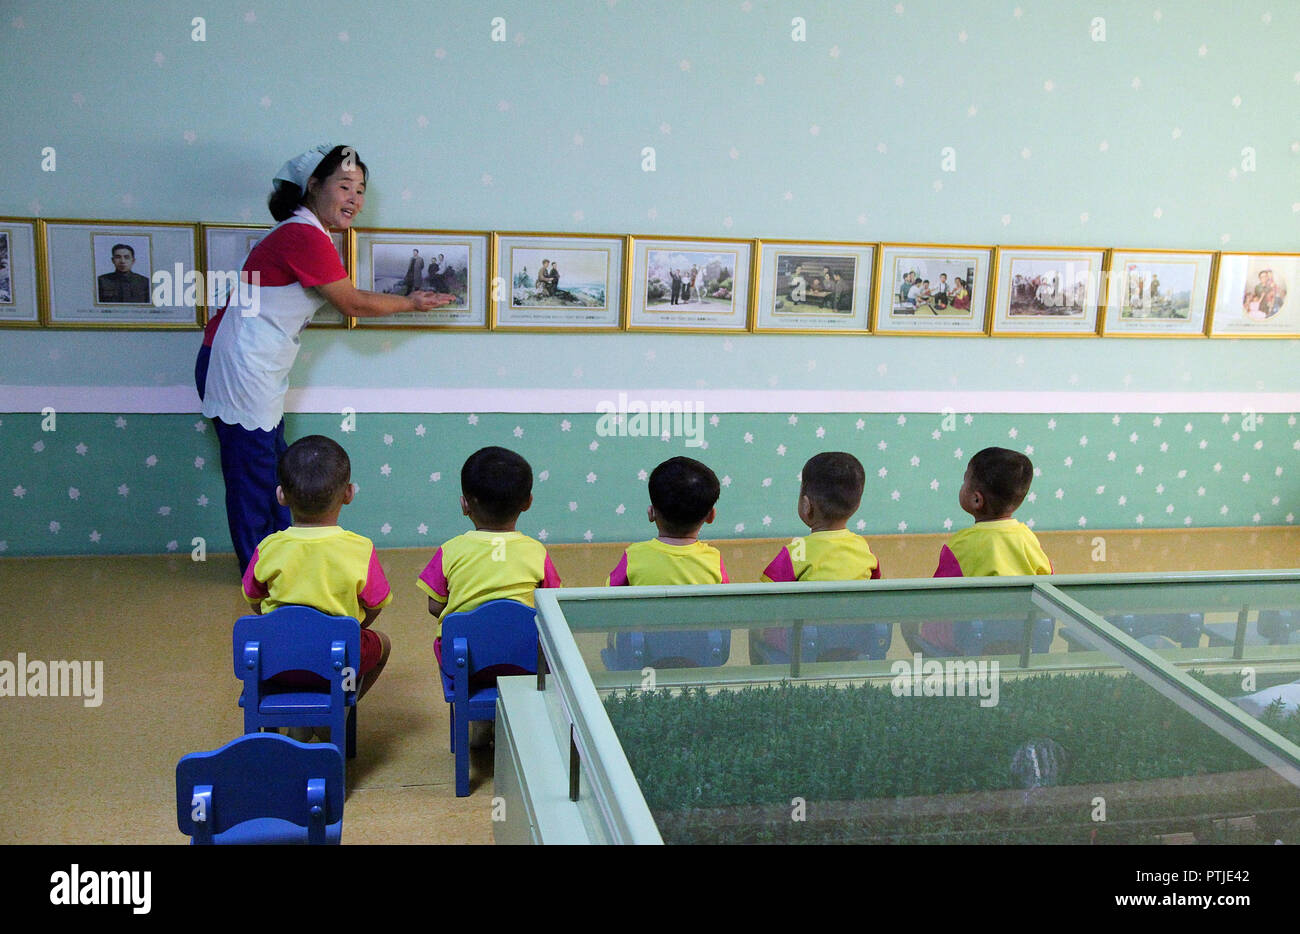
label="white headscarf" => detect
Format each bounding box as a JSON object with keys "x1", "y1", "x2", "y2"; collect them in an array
[{"x1": 270, "y1": 144, "x2": 334, "y2": 197}]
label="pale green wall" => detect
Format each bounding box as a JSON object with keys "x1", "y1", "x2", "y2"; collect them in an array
[{"x1": 1, "y1": 0, "x2": 1298, "y2": 555}]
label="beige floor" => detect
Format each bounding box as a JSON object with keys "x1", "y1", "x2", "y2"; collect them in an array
[{"x1": 1, "y1": 527, "x2": 1297, "y2": 844}]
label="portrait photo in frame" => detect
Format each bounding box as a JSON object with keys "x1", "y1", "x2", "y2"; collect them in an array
[
  {"x1": 1208, "y1": 252, "x2": 1299, "y2": 337},
  {"x1": 872, "y1": 243, "x2": 991, "y2": 335},
  {"x1": 753, "y1": 240, "x2": 873, "y2": 333},
  {"x1": 0, "y1": 218, "x2": 42, "y2": 327},
  {"x1": 627, "y1": 236, "x2": 752, "y2": 331},
  {"x1": 1100, "y1": 248, "x2": 1213, "y2": 337},
  {"x1": 45, "y1": 220, "x2": 200, "y2": 328},
  {"x1": 990, "y1": 246, "x2": 1105, "y2": 336},
  {"x1": 491, "y1": 233, "x2": 624, "y2": 331},
  {"x1": 353, "y1": 229, "x2": 489, "y2": 330}
]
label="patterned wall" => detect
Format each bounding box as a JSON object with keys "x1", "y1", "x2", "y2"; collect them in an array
[
  {"x1": 2, "y1": 1, "x2": 1298, "y2": 556},
  {"x1": 3, "y1": 409, "x2": 1296, "y2": 556}
]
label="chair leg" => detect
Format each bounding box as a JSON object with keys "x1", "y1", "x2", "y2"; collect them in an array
[
  {"x1": 346, "y1": 705, "x2": 357, "y2": 760},
  {"x1": 455, "y1": 712, "x2": 471, "y2": 796},
  {"x1": 448, "y1": 703, "x2": 455, "y2": 753}
]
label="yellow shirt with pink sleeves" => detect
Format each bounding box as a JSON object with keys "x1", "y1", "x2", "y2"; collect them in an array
[
  {"x1": 242, "y1": 525, "x2": 392, "y2": 621},
  {"x1": 416, "y1": 530, "x2": 561, "y2": 638}
]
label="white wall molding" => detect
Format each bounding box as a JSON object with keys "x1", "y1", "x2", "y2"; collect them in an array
[{"x1": 2, "y1": 385, "x2": 1298, "y2": 415}]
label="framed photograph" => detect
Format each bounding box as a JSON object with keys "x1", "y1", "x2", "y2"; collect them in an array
[
  {"x1": 200, "y1": 224, "x2": 267, "y2": 323},
  {"x1": 491, "y1": 232, "x2": 624, "y2": 331},
  {"x1": 202, "y1": 224, "x2": 349, "y2": 327},
  {"x1": 989, "y1": 246, "x2": 1105, "y2": 336},
  {"x1": 627, "y1": 236, "x2": 752, "y2": 331},
  {"x1": 0, "y1": 218, "x2": 42, "y2": 327},
  {"x1": 1208, "y1": 252, "x2": 1300, "y2": 338},
  {"x1": 871, "y1": 243, "x2": 991, "y2": 336},
  {"x1": 752, "y1": 240, "x2": 873, "y2": 333},
  {"x1": 1099, "y1": 249, "x2": 1213, "y2": 337},
  {"x1": 44, "y1": 220, "x2": 200, "y2": 328},
  {"x1": 353, "y1": 229, "x2": 489, "y2": 330},
  {"x1": 246, "y1": 226, "x2": 349, "y2": 329}
]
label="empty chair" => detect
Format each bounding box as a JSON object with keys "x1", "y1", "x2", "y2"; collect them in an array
[
  {"x1": 1257, "y1": 610, "x2": 1300, "y2": 645},
  {"x1": 906, "y1": 617, "x2": 1055, "y2": 657},
  {"x1": 749, "y1": 623, "x2": 891, "y2": 665},
  {"x1": 602, "y1": 629, "x2": 731, "y2": 670},
  {"x1": 175, "y1": 732, "x2": 345, "y2": 844},
  {"x1": 954, "y1": 617, "x2": 1056, "y2": 656},
  {"x1": 438, "y1": 599, "x2": 539, "y2": 797},
  {"x1": 233, "y1": 606, "x2": 360, "y2": 758},
  {"x1": 1106, "y1": 613, "x2": 1204, "y2": 649}
]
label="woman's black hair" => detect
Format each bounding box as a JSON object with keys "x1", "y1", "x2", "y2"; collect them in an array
[{"x1": 267, "y1": 145, "x2": 369, "y2": 222}]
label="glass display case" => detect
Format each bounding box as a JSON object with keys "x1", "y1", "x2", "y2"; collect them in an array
[{"x1": 493, "y1": 572, "x2": 1300, "y2": 845}]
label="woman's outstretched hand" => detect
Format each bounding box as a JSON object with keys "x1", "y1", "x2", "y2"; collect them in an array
[{"x1": 409, "y1": 290, "x2": 457, "y2": 311}]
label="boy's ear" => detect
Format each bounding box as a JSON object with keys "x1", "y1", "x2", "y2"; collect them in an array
[
  {"x1": 519, "y1": 493, "x2": 533, "y2": 514},
  {"x1": 798, "y1": 494, "x2": 814, "y2": 524},
  {"x1": 702, "y1": 507, "x2": 716, "y2": 525},
  {"x1": 341, "y1": 482, "x2": 355, "y2": 506},
  {"x1": 460, "y1": 495, "x2": 471, "y2": 517},
  {"x1": 275, "y1": 485, "x2": 288, "y2": 507},
  {"x1": 646, "y1": 505, "x2": 656, "y2": 524}
]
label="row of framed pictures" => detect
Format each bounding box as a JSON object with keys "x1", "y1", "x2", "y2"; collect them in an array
[{"x1": 1, "y1": 216, "x2": 1296, "y2": 337}]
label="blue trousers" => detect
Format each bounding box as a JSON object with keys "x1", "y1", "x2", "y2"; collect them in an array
[{"x1": 196, "y1": 343, "x2": 291, "y2": 574}]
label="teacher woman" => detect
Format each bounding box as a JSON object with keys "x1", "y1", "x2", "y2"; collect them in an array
[{"x1": 195, "y1": 144, "x2": 450, "y2": 573}]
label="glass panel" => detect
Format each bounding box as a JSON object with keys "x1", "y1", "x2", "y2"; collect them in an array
[
  {"x1": 552, "y1": 581, "x2": 1300, "y2": 844},
  {"x1": 1055, "y1": 578, "x2": 1300, "y2": 666}
]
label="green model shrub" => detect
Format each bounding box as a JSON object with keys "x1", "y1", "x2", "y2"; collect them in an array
[{"x1": 603, "y1": 670, "x2": 1300, "y2": 844}]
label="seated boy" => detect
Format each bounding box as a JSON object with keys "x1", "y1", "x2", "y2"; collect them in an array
[
  {"x1": 605, "y1": 457, "x2": 729, "y2": 668},
  {"x1": 758, "y1": 452, "x2": 881, "y2": 653},
  {"x1": 608, "y1": 456, "x2": 729, "y2": 586},
  {"x1": 241, "y1": 435, "x2": 392, "y2": 718},
  {"x1": 920, "y1": 447, "x2": 1052, "y2": 653},
  {"x1": 418, "y1": 446, "x2": 561, "y2": 689}
]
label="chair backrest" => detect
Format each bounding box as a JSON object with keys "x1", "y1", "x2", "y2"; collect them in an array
[
  {"x1": 441, "y1": 599, "x2": 539, "y2": 678},
  {"x1": 233, "y1": 605, "x2": 361, "y2": 687},
  {"x1": 176, "y1": 733, "x2": 345, "y2": 842}
]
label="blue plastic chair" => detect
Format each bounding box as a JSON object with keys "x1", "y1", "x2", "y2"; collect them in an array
[
  {"x1": 1257, "y1": 610, "x2": 1300, "y2": 645},
  {"x1": 233, "y1": 606, "x2": 360, "y2": 759},
  {"x1": 438, "y1": 599, "x2": 539, "y2": 797},
  {"x1": 175, "y1": 732, "x2": 345, "y2": 844},
  {"x1": 1108, "y1": 613, "x2": 1204, "y2": 649},
  {"x1": 749, "y1": 623, "x2": 891, "y2": 665},
  {"x1": 954, "y1": 617, "x2": 1056, "y2": 655},
  {"x1": 1064, "y1": 612, "x2": 1205, "y2": 651},
  {"x1": 905, "y1": 617, "x2": 1055, "y2": 656},
  {"x1": 602, "y1": 629, "x2": 732, "y2": 670}
]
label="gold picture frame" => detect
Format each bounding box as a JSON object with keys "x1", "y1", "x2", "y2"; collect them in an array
[
  {"x1": 0, "y1": 217, "x2": 44, "y2": 328},
  {"x1": 199, "y1": 222, "x2": 350, "y2": 329},
  {"x1": 752, "y1": 239, "x2": 874, "y2": 334},
  {"x1": 43, "y1": 219, "x2": 202, "y2": 329},
  {"x1": 626, "y1": 235, "x2": 753, "y2": 332},
  {"x1": 490, "y1": 231, "x2": 626, "y2": 332},
  {"x1": 1098, "y1": 248, "x2": 1215, "y2": 338},
  {"x1": 352, "y1": 227, "x2": 490, "y2": 331},
  {"x1": 989, "y1": 245, "x2": 1105, "y2": 337},
  {"x1": 871, "y1": 242, "x2": 992, "y2": 336},
  {"x1": 1207, "y1": 251, "x2": 1300, "y2": 338}
]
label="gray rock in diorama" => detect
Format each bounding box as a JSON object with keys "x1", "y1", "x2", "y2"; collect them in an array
[
  {"x1": 1230, "y1": 680, "x2": 1300, "y2": 719},
  {"x1": 1011, "y1": 737, "x2": 1067, "y2": 789}
]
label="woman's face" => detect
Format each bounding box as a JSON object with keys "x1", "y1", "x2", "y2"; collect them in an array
[{"x1": 307, "y1": 164, "x2": 366, "y2": 229}]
